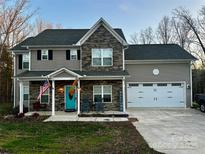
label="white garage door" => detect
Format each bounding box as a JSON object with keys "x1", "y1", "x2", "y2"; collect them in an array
[{"x1": 127, "y1": 83, "x2": 185, "y2": 107}]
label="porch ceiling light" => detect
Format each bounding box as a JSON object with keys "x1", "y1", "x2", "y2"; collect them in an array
[{"x1": 58, "y1": 87, "x2": 64, "y2": 93}]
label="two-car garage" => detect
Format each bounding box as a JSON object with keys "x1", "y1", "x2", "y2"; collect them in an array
[
  {"x1": 127, "y1": 82, "x2": 186, "y2": 108},
  {"x1": 124, "y1": 44, "x2": 196, "y2": 108}
]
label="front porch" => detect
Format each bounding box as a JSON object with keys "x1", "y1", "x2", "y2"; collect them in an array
[{"x1": 17, "y1": 68, "x2": 127, "y2": 116}]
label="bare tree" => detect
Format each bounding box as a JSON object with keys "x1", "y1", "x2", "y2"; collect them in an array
[
  {"x1": 171, "y1": 17, "x2": 192, "y2": 49},
  {"x1": 174, "y1": 7, "x2": 205, "y2": 53},
  {"x1": 156, "y1": 16, "x2": 173, "y2": 44},
  {"x1": 32, "y1": 17, "x2": 63, "y2": 35},
  {"x1": 139, "y1": 27, "x2": 155, "y2": 44},
  {"x1": 0, "y1": 0, "x2": 36, "y2": 57},
  {"x1": 129, "y1": 32, "x2": 138, "y2": 44}
]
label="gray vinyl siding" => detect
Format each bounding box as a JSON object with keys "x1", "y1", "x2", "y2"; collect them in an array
[
  {"x1": 31, "y1": 50, "x2": 80, "y2": 71},
  {"x1": 125, "y1": 62, "x2": 191, "y2": 107}
]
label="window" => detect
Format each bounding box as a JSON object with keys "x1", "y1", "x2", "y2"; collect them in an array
[
  {"x1": 129, "y1": 83, "x2": 139, "y2": 87},
  {"x1": 40, "y1": 88, "x2": 49, "y2": 104},
  {"x1": 22, "y1": 54, "x2": 29, "y2": 69},
  {"x1": 92, "y1": 48, "x2": 113, "y2": 66},
  {"x1": 143, "y1": 83, "x2": 153, "y2": 87},
  {"x1": 23, "y1": 85, "x2": 29, "y2": 101},
  {"x1": 41, "y1": 49, "x2": 48, "y2": 60},
  {"x1": 70, "y1": 50, "x2": 77, "y2": 60},
  {"x1": 93, "y1": 85, "x2": 112, "y2": 103},
  {"x1": 157, "y1": 83, "x2": 167, "y2": 86},
  {"x1": 171, "y1": 83, "x2": 181, "y2": 86}
]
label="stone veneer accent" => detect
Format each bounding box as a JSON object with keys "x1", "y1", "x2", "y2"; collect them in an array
[
  {"x1": 29, "y1": 81, "x2": 52, "y2": 111},
  {"x1": 80, "y1": 80, "x2": 122, "y2": 111},
  {"x1": 29, "y1": 81, "x2": 75, "y2": 111},
  {"x1": 82, "y1": 25, "x2": 123, "y2": 71},
  {"x1": 55, "y1": 80, "x2": 75, "y2": 111}
]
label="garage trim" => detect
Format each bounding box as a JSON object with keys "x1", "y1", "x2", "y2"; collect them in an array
[{"x1": 127, "y1": 81, "x2": 187, "y2": 108}]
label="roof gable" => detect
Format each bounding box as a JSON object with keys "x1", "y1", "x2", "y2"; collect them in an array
[
  {"x1": 76, "y1": 18, "x2": 127, "y2": 46},
  {"x1": 48, "y1": 67, "x2": 82, "y2": 78}
]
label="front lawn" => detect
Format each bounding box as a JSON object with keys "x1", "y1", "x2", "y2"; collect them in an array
[{"x1": 0, "y1": 118, "x2": 162, "y2": 154}]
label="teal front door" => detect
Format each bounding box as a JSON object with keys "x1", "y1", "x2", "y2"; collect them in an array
[{"x1": 65, "y1": 85, "x2": 76, "y2": 111}]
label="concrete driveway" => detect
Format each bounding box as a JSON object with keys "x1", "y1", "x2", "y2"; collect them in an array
[{"x1": 127, "y1": 108, "x2": 205, "y2": 154}]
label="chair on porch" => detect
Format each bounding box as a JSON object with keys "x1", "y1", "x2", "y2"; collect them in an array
[
  {"x1": 94, "y1": 97, "x2": 104, "y2": 113},
  {"x1": 81, "y1": 98, "x2": 90, "y2": 112},
  {"x1": 33, "y1": 101, "x2": 48, "y2": 111}
]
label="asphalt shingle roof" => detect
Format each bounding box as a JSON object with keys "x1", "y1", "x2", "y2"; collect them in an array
[
  {"x1": 15, "y1": 70, "x2": 129, "y2": 78},
  {"x1": 125, "y1": 44, "x2": 197, "y2": 60},
  {"x1": 11, "y1": 37, "x2": 34, "y2": 50},
  {"x1": 11, "y1": 28, "x2": 126, "y2": 49}
]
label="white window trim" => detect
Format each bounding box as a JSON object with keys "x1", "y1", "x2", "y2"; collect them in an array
[
  {"x1": 22, "y1": 53, "x2": 29, "y2": 69},
  {"x1": 93, "y1": 85, "x2": 112, "y2": 103},
  {"x1": 23, "y1": 85, "x2": 29, "y2": 101},
  {"x1": 41, "y1": 49, "x2": 48, "y2": 60},
  {"x1": 91, "y1": 48, "x2": 113, "y2": 67},
  {"x1": 40, "y1": 87, "x2": 50, "y2": 104},
  {"x1": 70, "y1": 49, "x2": 77, "y2": 60}
]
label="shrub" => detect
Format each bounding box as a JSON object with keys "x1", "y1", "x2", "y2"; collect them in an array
[
  {"x1": 31, "y1": 112, "x2": 40, "y2": 118},
  {"x1": 15, "y1": 113, "x2": 24, "y2": 118},
  {"x1": 12, "y1": 106, "x2": 28, "y2": 115},
  {"x1": 191, "y1": 102, "x2": 200, "y2": 109}
]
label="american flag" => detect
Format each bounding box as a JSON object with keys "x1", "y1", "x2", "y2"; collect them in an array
[{"x1": 37, "y1": 79, "x2": 51, "y2": 100}]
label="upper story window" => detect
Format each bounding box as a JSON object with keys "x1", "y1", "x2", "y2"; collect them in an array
[
  {"x1": 66, "y1": 49, "x2": 80, "y2": 60},
  {"x1": 70, "y1": 50, "x2": 77, "y2": 60},
  {"x1": 22, "y1": 54, "x2": 29, "y2": 69},
  {"x1": 41, "y1": 49, "x2": 48, "y2": 60},
  {"x1": 92, "y1": 48, "x2": 113, "y2": 66},
  {"x1": 37, "y1": 50, "x2": 53, "y2": 60}
]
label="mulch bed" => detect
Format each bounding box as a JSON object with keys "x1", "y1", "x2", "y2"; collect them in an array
[
  {"x1": 0, "y1": 115, "x2": 49, "y2": 122},
  {"x1": 79, "y1": 113, "x2": 129, "y2": 117}
]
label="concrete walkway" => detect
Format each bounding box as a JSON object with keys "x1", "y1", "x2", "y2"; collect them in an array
[
  {"x1": 128, "y1": 108, "x2": 205, "y2": 154},
  {"x1": 44, "y1": 115, "x2": 128, "y2": 122}
]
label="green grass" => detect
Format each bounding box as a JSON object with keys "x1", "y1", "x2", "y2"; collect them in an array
[
  {"x1": 0, "y1": 120, "x2": 161, "y2": 154},
  {"x1": 0, "y1": 103, "x2": 12, "y2": 115}
]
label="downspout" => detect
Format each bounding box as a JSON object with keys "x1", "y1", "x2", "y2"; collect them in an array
[
  {"x1": 123, "y1": 45, "x2": 129, "y2": 70},
  {"x1": 12, "y1": 51, "x2": 16, "y2": 108},
  {"x1": 190, "y1": 61, "x2": 193, "y2": 107}
]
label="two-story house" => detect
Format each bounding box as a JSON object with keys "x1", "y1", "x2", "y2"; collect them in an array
[{"x1": 11, "y1": 18, "x2": 196, "y2": 116}]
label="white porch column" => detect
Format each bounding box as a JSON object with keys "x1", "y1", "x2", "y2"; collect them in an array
[
  {"x1": 19, "y1": 81, "x2": 23, "y2": 113},
  {"x1": 122, "y1": 77, "x2": 126, "y2": 112},
  {"x1": 77, "y1": 79, "x2": 80, "y2": 115},
  {"x1": 52, "y1": 80, "x2": 55, "y2": 116}
]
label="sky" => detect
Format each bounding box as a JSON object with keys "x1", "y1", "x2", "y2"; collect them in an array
[{"x1": 29, "y1": 0, "x2": 205, "y2": 40}]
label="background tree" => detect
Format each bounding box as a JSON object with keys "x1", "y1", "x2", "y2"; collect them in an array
[
  {"x1": 156, "y1": 16, "x2": 173, "y2": 44},
  {"x1": 0, "y1": 0, "x2": 35, "y2": 103},
  {"x1": 32, "y1": 17, "x2": 63, "y2": 35},
  {"x1": 139, "y1": 27, "x2": 155, "y2": 44},
  {"x1": 129, "y1": 32, "x2": 138, "y2": 44}
]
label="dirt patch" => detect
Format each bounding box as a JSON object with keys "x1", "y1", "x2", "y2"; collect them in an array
[{"x1": 102, "y1": 122, "x2": 163, "y2": 154}]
